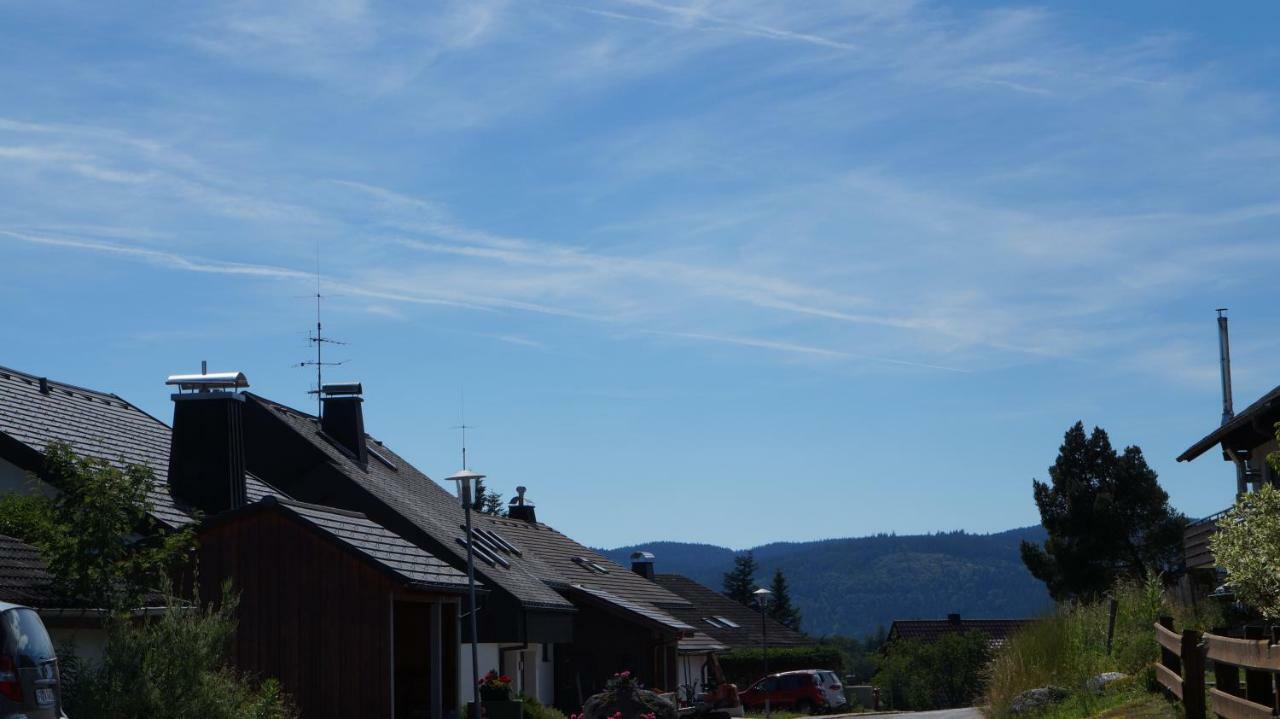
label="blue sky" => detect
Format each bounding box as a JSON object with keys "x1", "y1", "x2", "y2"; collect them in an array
[{"x1": 2, "y1": 1, "x2": 1280, "y2": 549}]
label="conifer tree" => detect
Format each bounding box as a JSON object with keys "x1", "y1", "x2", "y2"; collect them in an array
[
  {"x1": 1020, "y1": 421, "x2": 1186, "y2": 601},
  {"x1": 722, "y1": 551, "x2": 758, "y2": 606},
  {"x1": 766, "y1": 568, "x2": 802, "y2": 631}
]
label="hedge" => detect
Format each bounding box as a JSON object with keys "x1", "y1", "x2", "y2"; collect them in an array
[{"x1": 719, "y1": 646, "x2": 844, "y2": 688}]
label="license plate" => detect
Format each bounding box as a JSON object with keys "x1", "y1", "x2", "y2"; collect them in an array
[{"x1": 35, "y1": 686, "x2": 55, "y2": 705}]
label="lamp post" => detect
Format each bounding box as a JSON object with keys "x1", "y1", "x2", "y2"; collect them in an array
[
  {"x1": 753, "y1": 587, "x2": 773, "y2": 719},
  {"x1": 450, "y1": 468, "x2": 486, "y2": 719}
]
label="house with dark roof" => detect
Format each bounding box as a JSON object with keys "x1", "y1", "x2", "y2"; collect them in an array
[
  {"x1": 0, "y1": 365, "x2": 472, "y2": 719},
  {"x1": 167, "y1": 374, "x2": 722, "y2": 710},
  {"x1": 0, "y1": 363, "x2": 729, "y2": 714},
  {"x1": 637, "y1": 557, "x2": 808, "y2": 691},
  {"x1": 885, "y1": 614, "x2": 1028, "y2": 649},
  {"x1": 1174, "y1": 313, "x2": 1280, "y2": 574}
]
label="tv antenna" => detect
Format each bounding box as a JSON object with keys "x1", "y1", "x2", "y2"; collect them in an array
[
  {"x1": 296, "y1": 243, "x2": 346, "y2": 418},
  {"x1": 453, "y1": 390, "x2": 476, "y2": 470}
]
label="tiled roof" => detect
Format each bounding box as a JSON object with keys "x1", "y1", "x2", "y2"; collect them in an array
[
  {"x1": 225, "y1": 497, "x2": 470, "y2": 589},
  {"x1": 567, "y1": 583, "x2": 694, "y2": 633},
  {"x1": 888, "y1": 618, "x2": 1029, "y2": 645},
  {"x1": 249, "y1": 395, "x2": 574, "y2": 610},
  {"x1": 482, "y1": 515, "x2": 693, "y2": 611},
  {"x1": 0, "y1": 534, "x2": 57, "y2": 607},
  {"x1": 0, "y1": 365, "x2": 282, "y2": 528},
  {"x1": 0, "y1": 365, "x2": 188, "y2": 527},
  {"x1": 654, "y1": 574, "x2": 810, "y2": 651}
]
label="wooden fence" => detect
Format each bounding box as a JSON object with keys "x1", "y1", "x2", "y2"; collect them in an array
[{"x1": 1155, "y1": 616, "x2": 1280, "y2": 719}]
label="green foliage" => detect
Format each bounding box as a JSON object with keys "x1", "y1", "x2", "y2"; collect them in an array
[
  {"x1": 521, "y1": 694, "x2": 567, "y2": 719},
  {"x1": 37, "y1": 442, "x2": 196, "y2": 610},
  {"x1": 984, "y1": 575, "x2": 1173, "y2": 719},
  {"x1": 718, "y1": 646, "x2": 843, "y2": 688},
  {"x1": 1021, "y1": 422, "x2": 1186, "y2": 602},
  {"x1": 0, "y1": 490, "x2": 55, "y2": 544},
  {"x1": 474, "y1": 479, "x2": 507, "y2": 517},
  {"x1": 817, "y1": 629, "x2": 884, "y2": 683},
  {"x1": 1211, "y1": 483, "x2": 1280, "y2": 620},
  {"x1": 64, "y1": 582, "x2": 296, "y2": 719},
  {"x1": 873, "y1": 631, "x2": 991, "y2": 710},
  {"x1": 766, "y1": 568, "x2": 802, "y2": 632},
  {"x1": 722, "y1": 552, "x2": 759, "y2": 607}
]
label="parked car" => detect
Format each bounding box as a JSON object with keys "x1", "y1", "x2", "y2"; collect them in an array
[
  {"x1": 0, "y1": 601, "x2": 63, "y2": 719},
  {"x1": 739, "y1": 670, "x2": 846, "y2": 714}
]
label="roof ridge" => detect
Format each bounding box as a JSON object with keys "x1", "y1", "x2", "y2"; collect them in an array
[{"x1": 0, "y1": 363, "x2": 126, "y2": 402}]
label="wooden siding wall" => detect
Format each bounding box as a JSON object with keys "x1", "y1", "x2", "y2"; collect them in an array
[
  {"x1": 552, "y1": 603, "x2": 679, "y2": 711},
  {"x1": 199, "y1": 512, "x2": 394, "y2": 718}
]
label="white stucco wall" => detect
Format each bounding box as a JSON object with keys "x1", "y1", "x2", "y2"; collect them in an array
[
  {"x1": 48, "y1": 625, "x2": 109, "y2": 667},
  {"x1": 535, "y1": 644, "x2": 554, "y2": 706},
  {"x1": 460, "y1": 642, "x2": 503, "y2": 705}
]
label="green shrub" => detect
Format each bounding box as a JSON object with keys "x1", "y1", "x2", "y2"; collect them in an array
[
  {"x1": 64, "y1": 583, "x2": 296, "y2": 719},
  {"x1": 873, "y1": 631, "x2": 991, "y2": 710},
  {"x1": 985, "y1": 574, "x2": 1172, "y2": 719},
  {"x1": 719, "y1": 646, "x2": 843, "y2": 687},
  {"x1": 1211, "y1": 484, "x2": 1280, "y2": 620},
  {"x1": 522, "y1": 693, "x2": 567, "y2": 719}
]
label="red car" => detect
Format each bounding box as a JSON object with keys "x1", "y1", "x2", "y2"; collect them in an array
[{"x1": 739, "y1": 670, "x2": 846, "y2": 714}]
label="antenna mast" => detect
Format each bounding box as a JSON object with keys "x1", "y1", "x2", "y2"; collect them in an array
[{"x1": 297, "y1": 243, "x2": 346, "y2": 418}]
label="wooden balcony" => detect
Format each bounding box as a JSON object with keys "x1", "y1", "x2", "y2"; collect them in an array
[{"x1": 1185, "y1": 510, "x2": 1226, "y2": 570}]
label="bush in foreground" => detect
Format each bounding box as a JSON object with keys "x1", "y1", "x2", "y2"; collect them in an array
[{"x1": 874, "y1": 631, "x2": 991, "y2": 710}]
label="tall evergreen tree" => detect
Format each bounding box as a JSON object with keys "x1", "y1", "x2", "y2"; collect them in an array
[
  {"x1": 722, "y1": 551, "x2": 759, "y2": 606},
  {"x1": 1020, "y1": 421, "x2": 1187, "y2": 601},
  {"x1": 473, "y1": 479, "x2": 506, "y2": 517},
  {"x1": 766, "y1": 568, "x2": 802, "y2": 631}
]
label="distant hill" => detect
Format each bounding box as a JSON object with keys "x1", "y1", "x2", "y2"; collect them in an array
[{"x1": 601, "y1": 526, "x2": 1052, "y2": 638}]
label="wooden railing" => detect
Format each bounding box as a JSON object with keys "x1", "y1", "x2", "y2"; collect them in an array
[
  {"x1": 1155, "y1": 616, "x2": 1280, "y2": 719},
  {"x1": 1155, "y1": 617, "x2": 1205, "y2": 719}
]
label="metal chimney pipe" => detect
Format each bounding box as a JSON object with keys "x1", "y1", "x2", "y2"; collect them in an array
[{"x1": 1218, "y1": 308, "x2": 1234, "y2": 426}]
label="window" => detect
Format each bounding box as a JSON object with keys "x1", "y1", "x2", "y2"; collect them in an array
[
  {"x1": 713, "y1": 616, "x2": 740, "y2": 628},
  {"x1": 571, "y1": 557, "x2": 609, "y2": 575},
  {"x1": 703, "y1": 618, "x2": 725, "y2": 629},
  {"x1": 2, "y1": 609, "x2": 54, "y2": 667}
]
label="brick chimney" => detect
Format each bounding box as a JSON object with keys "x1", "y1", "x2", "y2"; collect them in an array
[
  {"x1": 319, "y1": 382, "x2": 367, "y2": 466},
  {"x1": 630, "y1": 551, "x2": 655, "y2": 580},
  {"x1": 166, "y1": 370, "x2": 250, "y2": 515},
  {"x1": 948, "y1": 613, "x2": 962, "y2": 625}
]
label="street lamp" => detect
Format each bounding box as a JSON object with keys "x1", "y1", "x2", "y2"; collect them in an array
[
  {"x1": 450, "y1": 468, "x2": 486, "y2": 719},
  {"x1": 753, "y1": 587, "x2": 773, "y2": 719}
]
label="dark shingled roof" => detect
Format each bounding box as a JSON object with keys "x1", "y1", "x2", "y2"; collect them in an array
[
  {"x1": 212, "y1": 497, "x2": 470, "y2": 589},
  {"x1": 0, "y1": 364, "x2": 276, "y2": 528},
  {"x1": 567, "y1": 583, "x2": 693, "y2": 633},
  {"x1": 1178, "y1": 384, "x2": 1280, "y2": 462},
  {"x1": 481, "y1": 515, "x2": 692, "y2": 608},
  {"x1": 887, "y1": 617, "x2": 1029, "y2": 646},
  {"x1": 248, "y1": 394, "x2": 574, "y2": 610},
  {"x1": 0, "y1": 534, "x2": 56, "y2": 607},
  {"x1": 653, "y1": 574, "x2": 810, "y2": 651}
]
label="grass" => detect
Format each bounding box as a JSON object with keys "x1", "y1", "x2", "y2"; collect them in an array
[
  {"x1": 1006, "y1": 683, "x2": 1179, "y2": 719},
  {"x1": 983, "y1": 573, "x2": 1220, "y2": 719}
]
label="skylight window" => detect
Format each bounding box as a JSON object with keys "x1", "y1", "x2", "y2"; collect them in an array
[
  {"x1": 572, "y1": 557, "x2": 609, "y2": 575},
  {"x1": 704, "y1": 618, "x2": 726, "y2": 629},
  {"x1": 714, "y1": 616, "x2": 741, "y2": 628}
]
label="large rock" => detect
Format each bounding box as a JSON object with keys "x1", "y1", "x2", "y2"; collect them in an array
[
  {"x1": 1086, "y1": 672, "x2": 1128, "y2": 694},
  {"x1": 1010, "y1": 686, "x2": 1069, "y2": 715}
]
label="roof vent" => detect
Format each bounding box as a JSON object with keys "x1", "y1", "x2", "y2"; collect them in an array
[
  {"x1": 166, "y1": 371, "x2": 249, "y2": 393},
  {"x1": 38, "y1": 377, "x2": 49, "y2": 395},
  {"x1": 321, "y1": 382, "x2": 363, "y2": 396},
  {"x1": 630, "y1": 551, "x2": 656, "y2": 580},
  {"x1": 508, "y1": 485, "x2": 537, "y2": 524}
]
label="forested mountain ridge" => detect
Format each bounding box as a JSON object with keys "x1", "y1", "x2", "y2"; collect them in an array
[{"x1": 601, "y1": 526, "x2": 1052, "y2": 638}]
